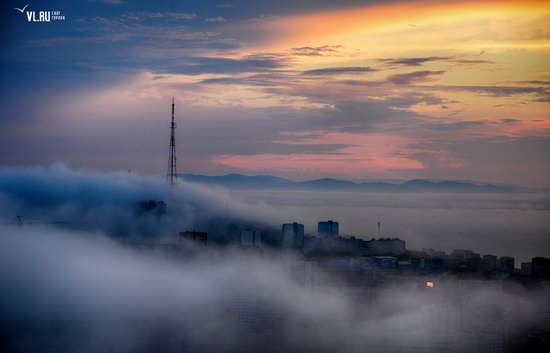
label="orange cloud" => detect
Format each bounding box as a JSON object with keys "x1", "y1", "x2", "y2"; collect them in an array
[{"x1": 234, "y1": 0, "x2": 550, "y2": 55}]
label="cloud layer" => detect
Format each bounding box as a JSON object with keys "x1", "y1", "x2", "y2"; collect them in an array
[
  {"x1": 1, "y1": 0, "x2": 549, "y2": 186},
  {"x1": 0, "y1": 164, "x2": 276, "y2": 241},
  {"x1": 1, "y1": 222, "x2": 548, "y2": 353}
]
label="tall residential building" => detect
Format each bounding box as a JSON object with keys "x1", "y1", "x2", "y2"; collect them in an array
[
  {"x1": 282, "y1": 222, "x2": 304, "y2": 248},
  {"x1": 481, "y1": 254, "x2": 498, "y2": 272},
  {"x1": 318, "y1": 220, "x2": 339, "y2": 239},
  {"x1": 179, "y1": 231, "x2": 207, "y2": 247},
  {"x1": 240, "y1": 229, "x2": 262, "y2": 247},
  {"x1": 498, "y1": 256, "x2": 514, "y2": 274},
  {"x1": 532, "y1": 257, "x2": 550, "y2": 279},
  {"x1": 521, "y1": 262, "x2": 532, "y2": 276}
]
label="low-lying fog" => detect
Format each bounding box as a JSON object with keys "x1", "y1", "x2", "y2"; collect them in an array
[
  {"x1": 0, "y1": 164, "x2": 548, "y2": 263},
  {"x1": 231, "y1": 189, "x2": 550, "y2": 263},
  {"x1": 1, "y1": 224, "x2": 548, "y2": 353},
  {"x1": 0, "y1": 165, "x2": 549, "y2": 352}
]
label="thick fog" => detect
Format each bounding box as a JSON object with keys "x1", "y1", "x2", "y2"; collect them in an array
[
  {"x1": 1, "y1": 224, "x2": 548, "y2": 353},
  {"x1": 0, "y1": 164, "x2": 277, "y2": 242},
  {"x1": 1, "y1": 165, "x2": 549, "y2": 352},
  {"x1": 232, "y1": 189, "x2": 550, "y2": 263},
  {"x1": 1, "y1": 164, "x2": 548, "y2": 261}
]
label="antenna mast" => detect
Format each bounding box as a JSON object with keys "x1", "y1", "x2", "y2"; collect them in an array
[{"x1": 167, "y1": 97, "x2": 177, "y2": 186}]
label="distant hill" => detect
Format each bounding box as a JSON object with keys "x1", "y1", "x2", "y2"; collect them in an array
[
  {"x1": 178, "y1": 174, "x2": 519, "y2": 193},
  {"x1": 179, "y1": 174, "x2": 292, "y2": 188}
]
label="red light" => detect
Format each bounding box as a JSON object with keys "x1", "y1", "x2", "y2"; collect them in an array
[{"x1": 426, "y1": 281, "x2": 434, "y2": 288}]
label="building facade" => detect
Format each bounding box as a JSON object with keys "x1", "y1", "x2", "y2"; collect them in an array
[
  {"x1": 318, "y1": 220, "x2": 339, "y2": 239},
  {"x1": 282, "y1": 222, "x2": 305, "y2": 248}
]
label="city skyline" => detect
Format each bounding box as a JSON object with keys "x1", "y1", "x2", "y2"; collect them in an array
[{"x1": 1, "y1": 0, "x2": 549, "y2": 187}]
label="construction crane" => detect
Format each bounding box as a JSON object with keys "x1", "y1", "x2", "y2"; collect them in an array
[{"x1": 3, "y1": 215, "x2": 67, "y2": 227}]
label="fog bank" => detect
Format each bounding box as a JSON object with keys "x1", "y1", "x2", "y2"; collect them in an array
[
  {"x1": 0, "y1": 164, "x2": 277, "y2": 242},
  {"x1": 1, "y1": 224, "x2": 548, "y2": 353}
]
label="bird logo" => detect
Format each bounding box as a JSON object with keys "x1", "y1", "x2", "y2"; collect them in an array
[{"x1": 14, "y1": 4, "x2": 30, "y2": 13}]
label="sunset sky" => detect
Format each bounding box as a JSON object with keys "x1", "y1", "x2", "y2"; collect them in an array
[{"x1": 1, "y1": 0, "x2": 549, "y2": 186}]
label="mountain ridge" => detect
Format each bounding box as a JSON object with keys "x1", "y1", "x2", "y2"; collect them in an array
[{"x1": 177, "y1": 174, "x2": 522, "y2": 193}]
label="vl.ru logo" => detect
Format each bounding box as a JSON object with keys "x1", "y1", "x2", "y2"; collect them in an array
[{"x1": 14, "y1": 4, "x2": 66, "y2": 22}]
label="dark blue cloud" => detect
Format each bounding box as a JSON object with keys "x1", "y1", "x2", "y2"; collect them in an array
[
  {"x1": 386, "y1": 70, "x2": 445, "y2": 85},
  {"x1": 379, "y1": 56, "x2": 451, "y2": 67}
]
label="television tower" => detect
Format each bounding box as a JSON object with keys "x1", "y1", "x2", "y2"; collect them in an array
[{"x1": 167, "y1": 97, "x2": 177, "y2": 186}]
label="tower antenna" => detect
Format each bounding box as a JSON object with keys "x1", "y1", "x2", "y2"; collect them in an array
[{"x1": 167, "y1": 97, "x2": 177, "y2": 186}]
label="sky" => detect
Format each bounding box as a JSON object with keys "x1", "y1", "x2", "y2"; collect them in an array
[{"x1": 1, "y1": 0, "x2": 549, "y2": 187}]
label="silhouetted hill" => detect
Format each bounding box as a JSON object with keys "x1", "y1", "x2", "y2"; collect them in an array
[
  {"x1": 177, "y1": 174, "x2": 519, "y2": 193},
  {"x1": 295, "y1": 178, "x2": 357, "y2": 189},
  {"x1": 179, "y1": 174, "x2": 292, "y2": 188}
]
